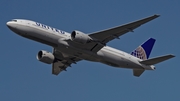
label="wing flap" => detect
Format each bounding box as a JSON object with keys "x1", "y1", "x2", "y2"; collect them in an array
[
  {"x1": 90, "y1": 43, "x2": 105, "y2": 52},
  {"x1": 140, "y1": 54, "x2": 175, "y2": 65}
]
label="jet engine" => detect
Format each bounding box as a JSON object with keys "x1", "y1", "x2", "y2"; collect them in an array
[
  {"x1": 71, "y1": 30, "x2": 92, "y2": 44},
  {"x1": 37, "y1": 50, "x2": 55, "y2": 64}
]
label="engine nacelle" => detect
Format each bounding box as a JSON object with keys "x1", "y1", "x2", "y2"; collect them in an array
[
  {"x1": 37, "y1": 50, "x2": 55, "y2": 64},
  {"x1": 71, "y1": 30, "x2": 91, "y2": 44}
]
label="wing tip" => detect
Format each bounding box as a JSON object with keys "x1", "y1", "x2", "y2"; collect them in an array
[
  {"x1": 169, "y1": 54, "x2": 175, "y2": 58},
  {"x1": 154, "y1": 14, "x2": 160, "y2": 17}
]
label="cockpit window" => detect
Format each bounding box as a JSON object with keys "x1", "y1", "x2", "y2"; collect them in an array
[{"x1": 11, "y1": 20, "x2": 17, "y2": 22}]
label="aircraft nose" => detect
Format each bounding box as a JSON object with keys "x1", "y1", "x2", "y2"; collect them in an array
[
  {"x1": 6, "y1": 21, "x2": 17, "y2": 30},
  {"x1": 6, "y1": 21, "x2": 10, "y2": 27},
  {"x1": 6, "y1": 21, "x2": 13, "y2": 28}
]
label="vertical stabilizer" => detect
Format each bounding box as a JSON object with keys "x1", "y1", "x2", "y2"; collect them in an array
[{"x1": 131, "y1": 38, "x2": 156, "y2": 60}]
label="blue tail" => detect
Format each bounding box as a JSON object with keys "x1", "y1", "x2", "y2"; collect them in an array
[{"x1": 131, "y1": 38, "x2": 156, "y2": 60}]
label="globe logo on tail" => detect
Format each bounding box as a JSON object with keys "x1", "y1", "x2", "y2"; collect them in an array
[{"x1": 131, "y1": 46, "x2": 147, "y2": 60}]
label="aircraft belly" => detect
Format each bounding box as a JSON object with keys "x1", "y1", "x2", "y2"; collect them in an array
[
  {"x1": 98, "y1": 49, "x2": 142, "y2": 69},
  {"x1": 99, "y1": 51, "x2": 128, "y2": 67},
  {"x1": 55, "y1": 45, "x2": 143, "y2": 70},
  {"x1": 14, "y1": 24, "x2": 146, "y2": 70}
]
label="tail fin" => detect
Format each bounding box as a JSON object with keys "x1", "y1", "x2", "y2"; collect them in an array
[{"x1": 131, "y1": 38, "x2": 156, "y2": 60}]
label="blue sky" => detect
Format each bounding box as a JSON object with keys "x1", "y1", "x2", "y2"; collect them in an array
[{"x1": 0, "y1": 0, "x2": 179, "y2": 101}]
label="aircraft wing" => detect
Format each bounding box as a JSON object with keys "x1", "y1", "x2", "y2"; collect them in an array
[
  {"x1": 52, "y1": 48, "x2": 81, "y2": 75},
  {"x1": 88, "y1": 15, "x2": 159, "y2": 52}
]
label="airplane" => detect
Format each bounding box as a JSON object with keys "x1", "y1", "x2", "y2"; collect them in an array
[{"x1": 6, "y1": 14, "x2": 175, "y2": 77}]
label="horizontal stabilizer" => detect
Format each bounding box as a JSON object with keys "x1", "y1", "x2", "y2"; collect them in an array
[
  {"x1": 133, "y1": 69, "x2": 145, "y2": 77},
  {"x1": 140, "y1": 54, "x2": 175, "y2": 65}
]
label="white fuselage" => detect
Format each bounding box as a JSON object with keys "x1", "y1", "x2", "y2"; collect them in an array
[{"x1": 7, "y1": 19, "x2": 154, "y2": 70}]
